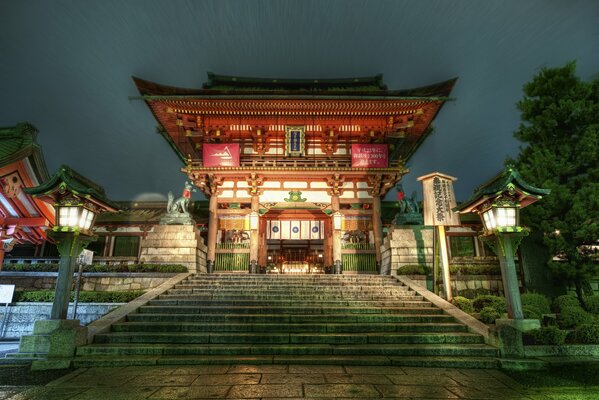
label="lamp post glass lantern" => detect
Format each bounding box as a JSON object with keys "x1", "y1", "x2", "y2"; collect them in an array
[
  {"x1": 480, "y1": 200, "x2": 518, "y2": 233},
  {"x1": 56, "y1": 203, "x2": 97, "y2": 232}
]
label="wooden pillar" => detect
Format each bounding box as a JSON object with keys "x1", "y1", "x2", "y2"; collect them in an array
[
  {"x1": 249, "y1": 195, "x2": 260, "y2": 272},
  {"x1": 0, "y1": 249, "x2": 5, "y2": 271},
  {"x1": 206, "y1": 193, "x2": 219, "y2": 271},
  {"x1": 331, "y1": 194, "x2": 342, "y2": 273},
  {"x1": 372, "y1": 195, "x2": 383, "y2": 272},
  {"x1": 258, "y1": 217, "x2": 267, "y2": 266}
]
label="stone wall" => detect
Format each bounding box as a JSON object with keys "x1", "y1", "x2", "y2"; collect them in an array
[
  {"x1": 405, "y1": 274, "x2": 505, "y2": 295},
  {"x1": 0, "y1": 272, "x2": 174, "y2": 291},
  {"x1": 139, "y1": 225, "x2": 207, "y2": 273},
  {"x1": 0, "y1": 303, "x2": 122, "y2": 339},
  {"x1": 381, "y1": 226, "x2": 434, "y2": 274}
]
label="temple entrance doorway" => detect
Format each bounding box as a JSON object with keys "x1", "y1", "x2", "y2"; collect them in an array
[{"x1": 261, "y1": 208, "x2": 331, "y2": 274}]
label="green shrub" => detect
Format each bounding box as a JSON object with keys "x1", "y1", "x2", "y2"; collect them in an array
[
  {"x1": 557, "y1": 306, "x2": 591, "y2": 329},
  {"x1": 585, "y1": 296, "x2": 599, "y2": 315},
  {"x1": 397, "y1": 265, "x2": 430, "y2": 275},
  {"x1": 569, "y1": 324, "x2": 599, "y2": 344},
  {"x1": 2, "y1": 263, "x2": 59, "y2": 272},
  {"x1": 552, "y1": 295, "x2": 581, "y2": 313},
  {"x1": 523, "y1": 306, "x2": 542, "y2": 321},
  {"x1": 473, "y1": 295, "x2": 506, "y2": 313},
  {"x1": 479, "y1": 306, "x2": 501, "y2": 324},
  {"x1": 521, "y1": 293, "x2": 551, "y2": 315},
  {"x1": 458, "y1": 288, "x2": 491, "y2": 300},
  {"x1": 13, "y1": 290, "x2": 145, "y2": 303},
  {"x1": 2, "y1": 263, "x2": 187, "y2": 273},
  {"x1": 452, "y1": 296, "x2": 474, "y2": 313},
  {"x1": 449, "y1": 264, "x2": 501, "y2": 275},
  {"x1": 525, "y1": 326, "x2": 568, "y2": 345}
]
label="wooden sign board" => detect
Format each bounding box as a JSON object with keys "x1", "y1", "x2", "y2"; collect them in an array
[
  {"x1": 0, "y1": 285, "x2": 15, "y2": 304},
  {"x1": 203, "y1": 144, "x2": 240, "y2": 167},
  {"x1": 417, "y1": 172, "x2": 460, "y2": 226}
]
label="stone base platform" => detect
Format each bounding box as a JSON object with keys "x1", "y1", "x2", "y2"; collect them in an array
[{"x1": 139, "y1": 225, "x2": 207, "y2": 273}]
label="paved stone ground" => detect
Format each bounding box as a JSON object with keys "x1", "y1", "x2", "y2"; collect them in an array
[{"x1": 1, "y1": 364, "x2": 598, "y2": 399}]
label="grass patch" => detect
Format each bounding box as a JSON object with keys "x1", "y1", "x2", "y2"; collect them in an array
[
  {"x1": 504, "y1": 364, "x2": 599, "y2": 387},
  {"x1": 0, "y1": 365, "x2": 72, "y2": 386}
]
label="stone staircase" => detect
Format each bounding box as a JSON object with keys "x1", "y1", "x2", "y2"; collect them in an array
[{"x1": 73, "y1": 274, "x2": 500, "y2": 368}]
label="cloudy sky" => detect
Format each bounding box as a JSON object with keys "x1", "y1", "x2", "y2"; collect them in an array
[{"x1": 1, "y1": 0, "x2": 597, "y2": 202}]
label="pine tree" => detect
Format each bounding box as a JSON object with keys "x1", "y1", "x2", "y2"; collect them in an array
[{"x1": 510, "y1": 62, "x2": 599, "y2": 308}]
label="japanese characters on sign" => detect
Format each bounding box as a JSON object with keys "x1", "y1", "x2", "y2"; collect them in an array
[
  {"x1": 351, "y1": 144, "x2": 388, "y2": 168},
  {"x1": 285, "y1": 126, "x2": 305, "y2": 156},
  {"x1": 417, "y1": 172, "x2": 460, "y2": 226},
  {"x1": 203, "y1": 144, "x2": 240, "y2": 167}
]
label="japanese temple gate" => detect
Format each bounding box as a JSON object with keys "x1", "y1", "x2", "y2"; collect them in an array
[{"x1": 134, "y1": 73, "x2": 455, "y2": 272}]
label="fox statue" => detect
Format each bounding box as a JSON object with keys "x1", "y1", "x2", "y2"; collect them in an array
[{"x1": 167, "y1": 181, "x2": 196, "y2": 215}]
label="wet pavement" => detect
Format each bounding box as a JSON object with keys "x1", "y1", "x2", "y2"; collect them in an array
[{"x1": 2, "y1": 364, "x2": 598, "y2": 399}]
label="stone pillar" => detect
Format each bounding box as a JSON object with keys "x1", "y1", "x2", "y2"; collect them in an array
[
  {"x1": 249, "y1": 195, "x2": 260, "y2": 273},
  {"x1": 47, "y1": 231, "x2": 92, "y2": 320},
  {"x1": 206, "y1": 193, "x2": 219, "y2": 273},
  {"x1": 372, "y1": 195, "x2": 384, "y2": 274}
]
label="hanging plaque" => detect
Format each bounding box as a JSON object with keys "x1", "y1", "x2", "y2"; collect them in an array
[
  {"x1": 203, "y1": 144, "x2": 240, "y2": 167},
  {"x1": 285, "y1": 126, "x2": 305, "y2": 156},
  {"x1": 351, "y1": 144, "x2": 388, "y2": 168},
  {"x1": 417, "y1": 172, "x2": 460, "y2": 226}
]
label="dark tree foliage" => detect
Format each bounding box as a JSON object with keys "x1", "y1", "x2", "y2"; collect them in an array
[{"x1": 510, "y1": 62, "x2": 599, "y2": 308}]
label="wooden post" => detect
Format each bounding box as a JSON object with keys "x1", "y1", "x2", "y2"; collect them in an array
[
  {"x1": 206, "y1": 193, "x2": 219, "y2": 272},
  {"x1": 331, "y1": 195, "x2": 342, "y2": 273},
  {"x1": 372, "y1": 195, "x2": 383, "y2": 273},
  {"x1": 249, "y1": 195, "x2": 260, "y2": 272},
  {"x1": 0, "y1": 249, "x2": 4, "y2": 272},
  {"x1": 436, "y1": 225, "x2": 453, "y2": 301}
]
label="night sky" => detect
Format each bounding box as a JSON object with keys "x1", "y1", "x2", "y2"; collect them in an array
[{"x1": 1, "y1": 1, "x2": 598, "y2": 203}]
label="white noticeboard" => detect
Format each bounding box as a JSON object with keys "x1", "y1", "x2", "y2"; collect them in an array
[
  {"x1": 417, "y1": 172, "x2": 460, "y2": 226},
  {"x1": 77, "y1": 249, "x2": 94, "y2": 266},
  {"x1": 0, "y1": 285, "x2": 15, "y2": 304}
]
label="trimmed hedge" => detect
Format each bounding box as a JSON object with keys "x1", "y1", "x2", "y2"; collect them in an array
[
  {"x1": 458, "y1": 288, "x2": 491, "y2": 300},
  {"x1": 397, "y1": 265, "x2": 430, "y2": 275},
  {"x1": 479, "y1": 306, "x2": 501, "y2": 324},
  {"x1": 525, "y1": 326, "x2": 568, "y2": 345},
  {"x1": 2, "y1": 263, "x2": 187, "y2": 273},
  {"x1": 13, "y1": 290, "x2": 145, "y2": 303},
  {"x1": 521, "y1": 293, "x2": 551, "y2": 315},
  {"x1": 472, "y1": 295, "x2": 506, "y2": 314},
  {"x1": 523, "y1": 306, "x2": 542, "y2": 321},
  {"x1": 449, "y1": 264, "x2": 501, "y2": 275},
  {"x1": 568, "y1": 324, "x2": 599, "y2": 344},
  {"x1": 586, "y1": 296, "x2": 599, "y2": 315},
  {"x1": 552, "y1": 295, "x2": 581, "y2": 313},
  {"x1": 452, "y1": 296, "x2": 474, "y2": 314},
  {"x1": 557, "y1": 306, "x2": 591, "y2": 329}
]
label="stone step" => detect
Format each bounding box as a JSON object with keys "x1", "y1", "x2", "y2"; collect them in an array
[
  {"x1": 136, "y1": 305, "x2": 437, "y2": 315},
  {"x1": 74, "y1": 274, "x2": 498, "y2": 369},
  {"x1": 148, "y1": 299, "x2": 427, "y2": 307},
  {"x1": 77, "y1": 343, "x2": 497, "y2": 357},
  {"x1": 126, "y1": 313, "x2": 457, "y2": 324},
  {"x1": 72, "y1": 354, "x2": 499, "y2": 369},
  {"x1": 93, "y1": 332, "x2": 484, "y2": 345},
  {"x1": 179, "y1": 282, "x2": 407, "y2": 288},
  {"x1": 73, "y1": 355, "x2": 499, "y2": 369},
  {"x1": 110, "y1": 322, "x2": 470, "y2": 334},
  {"x1": 159, "y1": 294, "x2": 420, "y2": 301}
]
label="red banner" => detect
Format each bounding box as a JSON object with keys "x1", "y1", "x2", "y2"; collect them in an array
[
  {"x1": 203, "y1": 144, "x2": 240, "y2": 167},
  {"x1": 351, "y1": 144, "x2": 388, "y2": 168}
]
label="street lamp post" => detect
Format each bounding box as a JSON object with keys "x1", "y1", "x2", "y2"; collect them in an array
[
  {"x1": 455, "y1": 167, "x2": 550, "y2": 329},
  {"x1": 19, "y1": 165, "x2": 118, "y2": 369}
]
